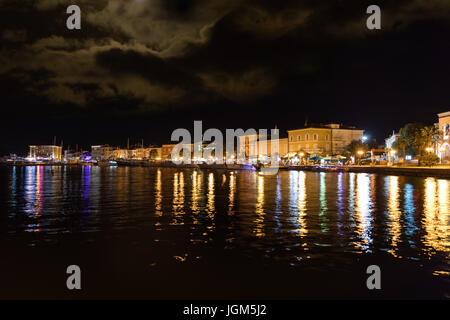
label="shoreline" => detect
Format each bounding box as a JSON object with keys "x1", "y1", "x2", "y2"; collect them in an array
[
  {"x1": 280, "y1": 165, "x2": 450, "y2": 178},
  {"x1": 1, "y1": 161, "x2": 449, "y2": 178}
]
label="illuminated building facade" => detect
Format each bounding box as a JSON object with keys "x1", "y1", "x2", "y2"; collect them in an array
[
  {"x1": 28, "y1": 145, "x2": 62, "y2": 161},
  {"x1": 238, "y1": 134, "x2": 288, "y2": 161},
  {"x1": 436, "y1": 111, "x2": 450, "y2": 163},
  {"x1": 161, "y1": 144, "x2": 178, "y2": 160},
  {"x1": 91, "y1": 145, "x2": 112, "y2": 160},
  {"x1": 111, "y1": 149, "x2": 129, "y2": 160},
  {"x1": 134, "y1": 147, "x2": 162, "y2": 160},
  {"x1": 288, "y1": 124, "x2": 364, "y2": 155}
]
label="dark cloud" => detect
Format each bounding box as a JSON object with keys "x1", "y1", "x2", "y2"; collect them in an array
[
  {"x1": 1, "y1": 0, "x2": 450, "y2": 153},
  {"x1": 2, "y1": 0, "x2": 449, "y2": 108}
]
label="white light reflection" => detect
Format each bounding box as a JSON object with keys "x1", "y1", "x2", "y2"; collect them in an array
[
  {"x1": 354, "y1": 173, "x2": 373, "y2": 252},
  {"x1": 254, "y1": 175, "x2": 265, "y2": 237}
]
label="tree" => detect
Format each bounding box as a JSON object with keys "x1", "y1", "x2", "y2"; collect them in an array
[
  {"x1": 395, "y1": 130, "x2": 409, "y2": 158},
  {"x1": 395, "y1": 123, "x2": 425, "y2": 157},
  {"x1": 345, "y1": 140, "x2": 369, "y2": 156},
  {"x1": 418, "y1": 153, "x2": 440, "y2": 166},
  {"x1": 416, "y1": 126, "x2": 441, "y2": 154}
]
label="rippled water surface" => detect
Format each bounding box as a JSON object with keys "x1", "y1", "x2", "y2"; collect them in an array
[{"x1": 0, "y1": 166, "x2": 448, "y2": 299}]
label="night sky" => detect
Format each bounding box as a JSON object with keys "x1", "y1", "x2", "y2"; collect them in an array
[{"x1": 1, "y1": 0, "x2": 449, "y2": 155}]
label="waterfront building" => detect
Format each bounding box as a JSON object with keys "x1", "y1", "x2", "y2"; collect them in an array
[
  {"x1": 134, "y1": 147, "x2": 162, "y2": 160},
  {"x1": 238, "y1": 134, "x2": 288, "y2": 162},
  {"x1": 161, "y1": 144, "x2": 176, "y2": 160},
  {"x1": 28, "y1": 145, "x2": 62, "y2": 161},
  {"x1": 134, "y1": 148, "x2": 148, "y2": 160},
  {"x1": 64, "y1": 149, "x2": 82, "y2": 162},
  {"x1": 111, "y1": 149, "x2": 129, "y2": 160},
  {"x1": 288, "y1": 123, "x2": 364, "y2": 156},
  {"x1": 149, "y1": 147, "x2": 162, "y2": 160},
  {"x1": 162, "y1": 144, "x2": 194, "y2": 161},
  {"x1": 91, "y1": 145, "x2": 112, "y2": 160},
  {"x1": 436, "y1": 110, "x2": 450, "y2": 163}
]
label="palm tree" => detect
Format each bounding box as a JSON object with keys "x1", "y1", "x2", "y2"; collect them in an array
[
  {"x1": 397, "y1": 128, "x2": 409, "y2": 158},
  {"x1": 423, "y1": 126, "x2": 441, "y2": 147}
]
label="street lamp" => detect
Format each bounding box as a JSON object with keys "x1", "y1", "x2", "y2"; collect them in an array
[
  {"x1": 425, "y1": 147, "x2": 433, "y2": 153},
  {"x1": 356, "y1": 150, "x2": 364, "y2": 165},
  {"x1": 388, "y1": 149, "x2": 397, "y2": 166},
  {"x1": 298, "y1": 152, "x2": 305, "y2": 165}
]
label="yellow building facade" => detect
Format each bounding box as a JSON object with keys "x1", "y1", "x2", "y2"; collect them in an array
[
  {"x1": 238, "y1": 134, "x2": 288, "y2": 161},
  {"x1": 135, "y1": 147, "x2": 162, "y2": 160},
  {"x1": 288, "y1": 124, "x2": 364, "y2": 155}
]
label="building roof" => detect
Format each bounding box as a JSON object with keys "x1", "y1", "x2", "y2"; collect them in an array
[
  {"x1": 288, "y1": 123, "x2": 361, "y2": 132},
  {"x1": 438, "y1": 111, "x2": 450, "y2": 118}
]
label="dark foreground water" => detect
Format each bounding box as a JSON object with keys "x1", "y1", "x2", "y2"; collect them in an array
[{"x1": 0, "y1": 166, "x2": 448, "y2": 299}]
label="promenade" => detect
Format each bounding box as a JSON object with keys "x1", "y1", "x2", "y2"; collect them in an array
[{"x1": 282, "y1": 164, "x2": 450, "y2": 178}]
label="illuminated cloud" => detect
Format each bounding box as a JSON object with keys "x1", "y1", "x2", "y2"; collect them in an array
[{"x1": 1, "y1": 0, "x2": 450, "y2": 111}]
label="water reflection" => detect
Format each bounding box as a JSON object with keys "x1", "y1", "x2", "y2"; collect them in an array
[
  {"x1": 3, "y1": 167, "x2": 449, "y2": 263},
  {"x1": 337, "y1": 173, "x2": 345, "y2": 237},
  {"x1": 273, "y1": 174, "x2": 282, "y2": 232},
  {"x1": 155, "y1": 169, "x2": 162, "y2": 215},
  {"x1": 173, "y1": 171, "x2": 185, "y2": 216},
  {"x1": 403, "y1": 183, "x2": 418, "y2": 244},
  {"x1": 81, "y1": 166, "x2": 91, "y2": 214},
  {"x1": 207, "y1": 172, "x2": 215, "y2": 216},
  {"x1": 387, "y1": 176, "x2": 401, "y2": 255},
  {"x1": 423, "y1": 178, "x2": 449, "y2": 252},
  {"x1": 228, "y1": 172, "x2": 236, "y2": 214},
  {"x1": 319, "y1": 172, "x2": 328, "y2": 234},
  {"x1": 354, "y1": 173, "x2": 373, "y2": 252},
  {"x1": 254, "y1": 175, "x2": 265, "y2": 237},
  {"x1": 297, "y1": 171, "x2": 307, "y2": 237}
]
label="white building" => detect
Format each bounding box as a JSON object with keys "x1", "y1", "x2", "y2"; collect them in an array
[
  {"x1": 436, "y1": 111, "x2": 450, "y2": 163},
  {"x1": 385, "y1": 131, "x2": 399, "y2": 150}
]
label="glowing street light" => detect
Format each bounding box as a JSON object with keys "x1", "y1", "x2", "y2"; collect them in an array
[
  {"x1": 425, "y1": 147, "x2": 433, "y2": 153},
  {"x1": 356, "y1": 150, "x2": 364, "y2": 165}
]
